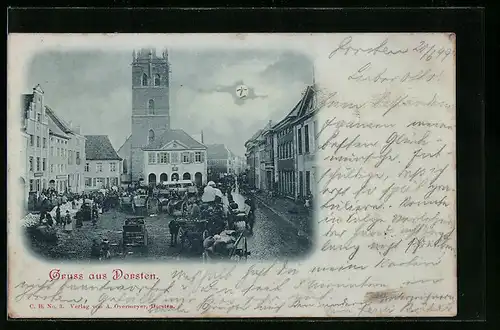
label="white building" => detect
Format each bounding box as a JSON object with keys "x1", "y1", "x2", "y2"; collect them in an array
[
  {"x1": 66, "y1": 128, "x2": 86, "y2": 193},
  {"x1": 142, "y1": 129, "x2": 207, "y2": 186},
  {"x1": 22, "y1": 85, "x2": 50, "y2": 194},
  {"x1": 45, "y1": 106, "x2": 86, "y2": 193},
  {"x1": 20, "y1": 131, "x2": 30, "y2": 209},
  {"x1": 84, "y1": 135, "x2": 122, "y2": 191},
  {"x1": 47, "y1": 110, "x2": 71, "y2": 193}
]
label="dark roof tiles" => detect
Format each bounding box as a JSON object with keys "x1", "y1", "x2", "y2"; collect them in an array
[
  {"x1": 206, "y1": 144, "x2": 230, "y2": 159},
  {"x1": 85, "y1": 135, "x2": 122, "y2": 160}
]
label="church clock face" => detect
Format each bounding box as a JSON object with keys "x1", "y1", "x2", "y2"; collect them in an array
[{"x1": 236, "y1": 85, "x2": 249, "y2": 98}]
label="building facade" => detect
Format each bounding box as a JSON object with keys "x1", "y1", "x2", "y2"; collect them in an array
[
  {"x1": 244, "y1": 129, "x2": 262, "y2": 188},
  {"x1": 260, "y1": 120, "x2": 274, "y2": 191},
  {"x1": 119, "y1": 48, "x2": 203, "y2": 186},
  {"x1": 46, "y1": 106, "x2": 86, "y2": 194},
  {"x1": 20, "y1": 131, "x2": 30, "y2": 209},
  {"x1": 48, "y1": 120, "x2": 70, "y2": 193},
  {"x1": 231, "y1": 155, "x2": 245, "y2": 176},
  {"x1": 84, "y1": 135, "x2": 122, "y2": 191},
  {"x1": 22, "y1": 85, "x2": 50, "y2": 194},
  {"x1": 143, "y1": 129, "x2": 207, "y2": 186},
  {"x1": 244, "y1": 85, "x2": 316, "y2": 200},
  {"x1": 129, "y1": 48, "x2": 171, "y2": 182},
  {"x1": 66, "y1": 129, "x2": 86, "y2": 194},
  {"x1": 275, "y1": 123, "x2": 295, "y2": 198},
  {"x1": 292, "y1": 86, "x2": 318, "y2": 199}
]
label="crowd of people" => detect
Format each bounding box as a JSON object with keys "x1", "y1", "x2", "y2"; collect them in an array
[
  {"x1": 167, "y1": 175, "x2": 256, "y2": 249},
  {"x1": 26, "y1": 174, "x2": 255, "y2": 260}
]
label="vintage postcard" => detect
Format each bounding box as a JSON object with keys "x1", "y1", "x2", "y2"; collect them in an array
[{"x1": 7, "y1": 33, "x2": 456, "y2": 318}]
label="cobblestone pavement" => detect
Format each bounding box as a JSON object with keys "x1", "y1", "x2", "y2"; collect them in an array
[
  {"x1": 254, "y1": 193, "x2": 314, "y2": 239},
  {"x1": 27, "y1": 209, "x2": 181, "y2": 262},
  {"x1": 27, "y1": 190, "x2": 313, "y2": 262}
]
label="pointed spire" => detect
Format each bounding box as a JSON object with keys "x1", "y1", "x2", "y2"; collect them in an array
[{"x1": 132, "y1": 49, "x2": 136, "y2": 62}]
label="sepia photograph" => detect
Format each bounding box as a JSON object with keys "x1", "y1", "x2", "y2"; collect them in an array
[{"x1": 20, "y1": 47, "x2": 317, "y2": 263}]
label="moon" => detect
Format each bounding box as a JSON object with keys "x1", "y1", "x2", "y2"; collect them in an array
[{"x1": 235, "y1": 85, "x2": 249, "y2": 99}]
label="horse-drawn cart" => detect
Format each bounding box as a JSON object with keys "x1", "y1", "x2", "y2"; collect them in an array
[
  {"x1": 166, "y1": 194, "x2": 188, "y2": 216},
  {"x1": 149, "y1": 189, "x2": 171, "y2": 214},
  {"x1": 122, "y1": 216, "x2": 148, "y2": 253},
  {"x1": 176, "y1": 218, "x2": 209, "y2": 255},
  {"x1": 119, "y1": 195, "x2": 134, "y2": 212}
]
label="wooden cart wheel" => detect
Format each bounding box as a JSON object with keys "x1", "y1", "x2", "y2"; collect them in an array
[
  {"x1": 180, "y1": 201, "x2": 188, "y2": 216},
  {"x1": 229, "y1": 232, "x2": 243, "y2": 260}
]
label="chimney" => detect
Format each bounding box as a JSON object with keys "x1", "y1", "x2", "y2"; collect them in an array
[{"x1": 201, "y1": 130, "x2": 204, "y2": 144}]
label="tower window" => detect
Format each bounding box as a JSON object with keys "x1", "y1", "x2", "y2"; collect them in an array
[
  {"x1": 148, "y1": 99, "x2": 155, "y2": 114},
  {"x1": 142, "y1": 73, "x2": 148, "y2": 86},
  {"x1": 148, "y1": 129, "x2": 155, "y2": 144},
  {"x1": 154, "y1": 74, "x2": 161, "y2": 86}
]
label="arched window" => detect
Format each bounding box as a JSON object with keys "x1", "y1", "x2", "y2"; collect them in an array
[
  {"x1": 148, "y1": 173, "x2": 157, "y2": 184},
  {"x1": 195, "y1": 172, "x2": 203, "y2": 186},
  {"x1": 148, "y1": 99, "x2": 155, "y2": 114},
  {"x1": 154, "y1": 74, "x2": 161, "y2": 86},
  {"x1": 142, "y1": 73, "x2": 148, "y2": 86},
  {"x1": 148, "y1": 129, "x2": 155, "y2": 144}
]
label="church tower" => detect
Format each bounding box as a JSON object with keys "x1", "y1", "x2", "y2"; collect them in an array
[{"x1": 130, "y1": 48, "x2": 171, "y2": 181}]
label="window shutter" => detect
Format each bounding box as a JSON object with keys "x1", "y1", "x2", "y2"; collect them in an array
[
  {"x1": 190, "y1": 152, "x2": 194, "y2": 163},
  {"x1": 201, "y1": 152, "x2": 205, "y2": 162}
]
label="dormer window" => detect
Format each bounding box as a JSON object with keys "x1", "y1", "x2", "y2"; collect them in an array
[
  {"x1": 154, "y1": 74, "x2": 161, "y2": 86},
  {"x1": 142, "y1": 73, "x2": 148, "y2": 86}
]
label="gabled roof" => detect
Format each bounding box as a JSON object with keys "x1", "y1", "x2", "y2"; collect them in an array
[
  {"x1": 47, "y1": 114, "x2": 70, "y2": 139},
  {"x1": 292, "y1": 85, "x2": 316, "y2": 122},
  {"x1": 273, "y1": 85, "x2": 315, "y2": 131},
  {"x1": 45, "y1": 106, "x2": 73, "y2": 133},
  {"x1": 117, "y1": 135, "x2": 132, "y2": 154},
  {"x1": 206, "y1": 144, "x2": 230, "y2": 159},
  {"x1": 85, "y1": 135, "x2": 122, "y2": 160},
  {"x1": 143, "y1": 129, "x2": 206, "y2": 151}
]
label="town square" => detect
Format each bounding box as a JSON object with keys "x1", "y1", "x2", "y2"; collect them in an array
[{"x1": 19, "y1": 48, "x2": 318, "y2": 262}]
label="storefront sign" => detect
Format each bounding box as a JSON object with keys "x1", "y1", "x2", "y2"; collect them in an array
[
  {"x1": 56, "y1": 175, "x2": 66, "y2": 179},
  {"x1": 34, "y1": 172, "x2": 43, "y2": 177}
]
